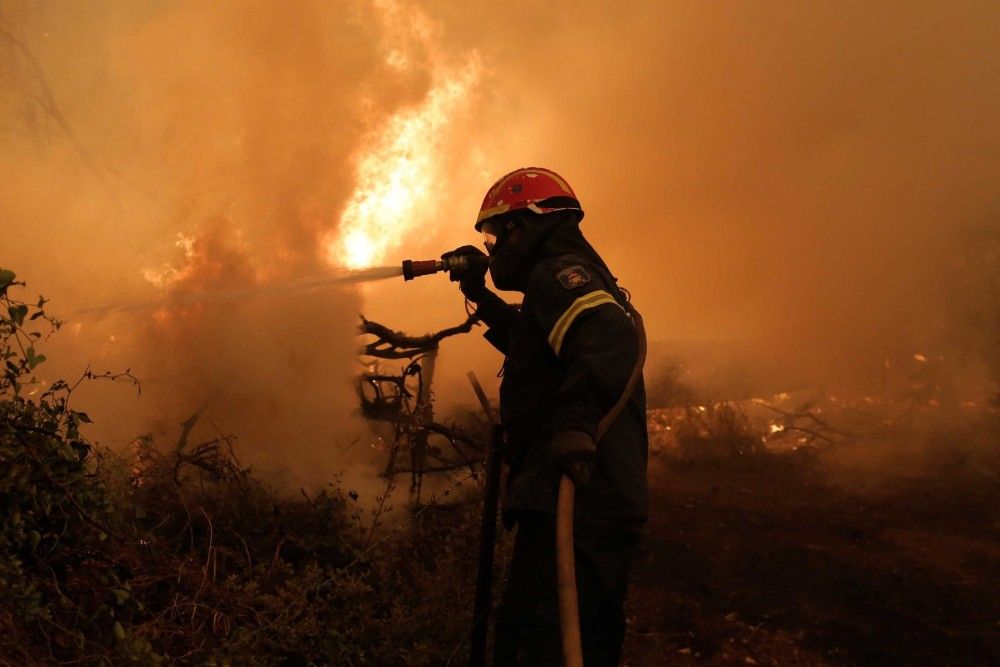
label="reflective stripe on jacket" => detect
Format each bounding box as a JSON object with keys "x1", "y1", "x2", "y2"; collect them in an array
[{"x1": 475, "y1": 253, "x2": 648, "y2": 527}]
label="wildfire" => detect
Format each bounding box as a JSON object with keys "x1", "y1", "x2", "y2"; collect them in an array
[{"x1": 327, "y1": 1, "x2": 482, "y2": 270}]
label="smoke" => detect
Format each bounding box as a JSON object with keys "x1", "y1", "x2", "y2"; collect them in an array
[
  {"x1": 0, "y1": 0, "x2": 486, "y2": 490},
  {"x1": 453, "y1": 0, "x2": 999, "y2": 398},
  {"x1": 360, "y1": 0, "x2": 1000, "y2": 405},
  {"x1": 2, "y1": 1, "x2": 998, "y2": 489}
]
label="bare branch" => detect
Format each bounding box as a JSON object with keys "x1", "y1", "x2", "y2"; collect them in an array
[{"x1": 359, "y1": 314, "x2": 478, "y2": 359}]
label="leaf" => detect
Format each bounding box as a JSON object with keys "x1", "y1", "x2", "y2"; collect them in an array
[
  {"x1": 58, "y1": 441, "x2": 76, "y2": 459},
  {"x1": 8, "y1": 304, "x2": 28, "y2": 326},
  {"x1": 0, "y1": 269, "x2": 14, "y2": 289},
  {"x1": 25, "y1": 348, "x2": 45, "y2": 369},
  {"x1": 112, "y1": 588, "x2": 130, "y2": 605},
  {"x1": 113, "y1": 621, "x2": 125, "y2": 640}
]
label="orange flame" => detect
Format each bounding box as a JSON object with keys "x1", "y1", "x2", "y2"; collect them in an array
[{"x1": 327, "y1": 1, "x2": 482, "y2": 269}]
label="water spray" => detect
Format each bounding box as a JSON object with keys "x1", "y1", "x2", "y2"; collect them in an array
[
  {"x1": 401, "y1": 255, "x2": 489, "y2": 281},
  {"x1": 71, "y1": 254, "x2": 487, "y2": 321},
  {"x1": 71, "y1": 265, "x2": 405, "y2": 319}
]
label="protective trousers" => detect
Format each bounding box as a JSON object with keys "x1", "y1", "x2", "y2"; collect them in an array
[{"x1": 494, "y1": 512, "x2": 640, "y2": 666}]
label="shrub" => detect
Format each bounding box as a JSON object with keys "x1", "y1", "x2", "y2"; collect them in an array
[
  {"x1": 0, "y1": 270, "x2": 492, "y2": 665},
  {"x1": 675, "y1": 402, "x2": 765, "y2": 462},
  {"x1": 1, "y1": 269, "x2": 158, "y2": 662}
]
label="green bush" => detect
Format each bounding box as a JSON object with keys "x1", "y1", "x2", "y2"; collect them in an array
[{"x1": 0, "y1": 270, "x2": 491, "y2": 665}]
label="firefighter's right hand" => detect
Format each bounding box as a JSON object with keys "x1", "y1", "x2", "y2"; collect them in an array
[
  {"x1": 550, "y1": 430, "x2": 597, "y2": 488},
  {"x1": 441, "y1": 245, "x2": 489, "y2": 299}
]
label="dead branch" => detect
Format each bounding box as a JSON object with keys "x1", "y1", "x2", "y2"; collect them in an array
[
  {"x1": 758, "y1": 402, "x2": 852, "y2": 438},
  {"x1": 423, "y1": 421, "x2": 483, "y2": 454},
  {"x1": 364, "y1": 477, "x2": 396, "y2": 548},
  {"x1": 0, "y1": 25, "x2": 92, "y2": 160},
  {"x1": 359, "y1": 314, "x2": 478, "y2": 359},
  {"x1": 467, "y1": 371, "x2": 497, "y2": 424},
  {"x1": 0, "y1": 22, "x2": 169, "y2": 211},
  {"x1": 390, "y1": 463, "x2": 480, "y2": 475}
]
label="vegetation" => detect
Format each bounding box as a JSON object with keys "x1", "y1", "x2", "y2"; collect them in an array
[
  {"x1": 5, "y1": 267, "x2": 996, "y2": 665},
  {"x1": 0, "y1": 270, "x2": 488, "y2": 665}
]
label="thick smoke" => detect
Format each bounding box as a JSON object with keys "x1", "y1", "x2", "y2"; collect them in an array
[
  {"x1": 0, "y1": 0, "x2": 484, "y2": 489},
  {"x1": 355, "y1": 0, "x2": 1000, "y2": 406},
  {"x1": 2, "y1": 1, "x2": 998, "y2": 489},
  {"x1": 423, "y1": 0, "x2": 1000, "y2": 400}
]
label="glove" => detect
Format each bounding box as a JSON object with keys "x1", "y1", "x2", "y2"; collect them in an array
[
  {"x1": 550, "y1": 430, "x2": 597, "y2": 488},
  {"x1": 441, "y1": 245, "x2": 489, "y2": 300}
]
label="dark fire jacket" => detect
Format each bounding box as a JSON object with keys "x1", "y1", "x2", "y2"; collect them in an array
[{"x1": 473, "y1": 252, "x2": 648, "y2": 529}]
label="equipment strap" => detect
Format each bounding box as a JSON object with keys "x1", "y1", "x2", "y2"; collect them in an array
[{"x1": 596, "y1": 300, "x2": 647, "y2": 440}]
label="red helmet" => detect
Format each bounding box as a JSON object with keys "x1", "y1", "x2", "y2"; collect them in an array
[{"x1": 475, "y1": 167, "x2": 583, "y2": 231}]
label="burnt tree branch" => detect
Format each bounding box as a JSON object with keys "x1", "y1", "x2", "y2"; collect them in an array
[{"x1": 359, "y1": 314, "x2": 478, "y2": 359}]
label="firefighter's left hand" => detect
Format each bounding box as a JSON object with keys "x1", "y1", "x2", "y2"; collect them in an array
[{"x1": 550, "y1": 430, "x2": 597, "y2": 487}]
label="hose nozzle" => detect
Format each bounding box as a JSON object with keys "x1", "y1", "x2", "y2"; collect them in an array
[
  {"x1": 402, "y1": 255, "x2": 489, "y2": 281},
  {"x1": 401, "y1": 259, "x2": 441, "y2": 281}
]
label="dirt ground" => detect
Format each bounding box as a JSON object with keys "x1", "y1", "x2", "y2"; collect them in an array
[{"x1": 622, "y1": 454, "x2": 1000, "y2": 666}]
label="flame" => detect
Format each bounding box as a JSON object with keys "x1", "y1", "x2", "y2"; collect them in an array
[
  {"x1": 326, "y1": 1, "x2": 482, "y2": 269},
  {"x1": 143, "y1": 233, "x2": 199, "y2": 288}
]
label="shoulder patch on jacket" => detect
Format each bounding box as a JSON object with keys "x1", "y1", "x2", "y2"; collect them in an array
[{"x1": 556, "y1": 265, "x2": 591, "y2": 290}]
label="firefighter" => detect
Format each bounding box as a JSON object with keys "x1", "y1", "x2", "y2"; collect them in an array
[{"x1": 444, "y1": 167, "x2": 648, "y2": 665}]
